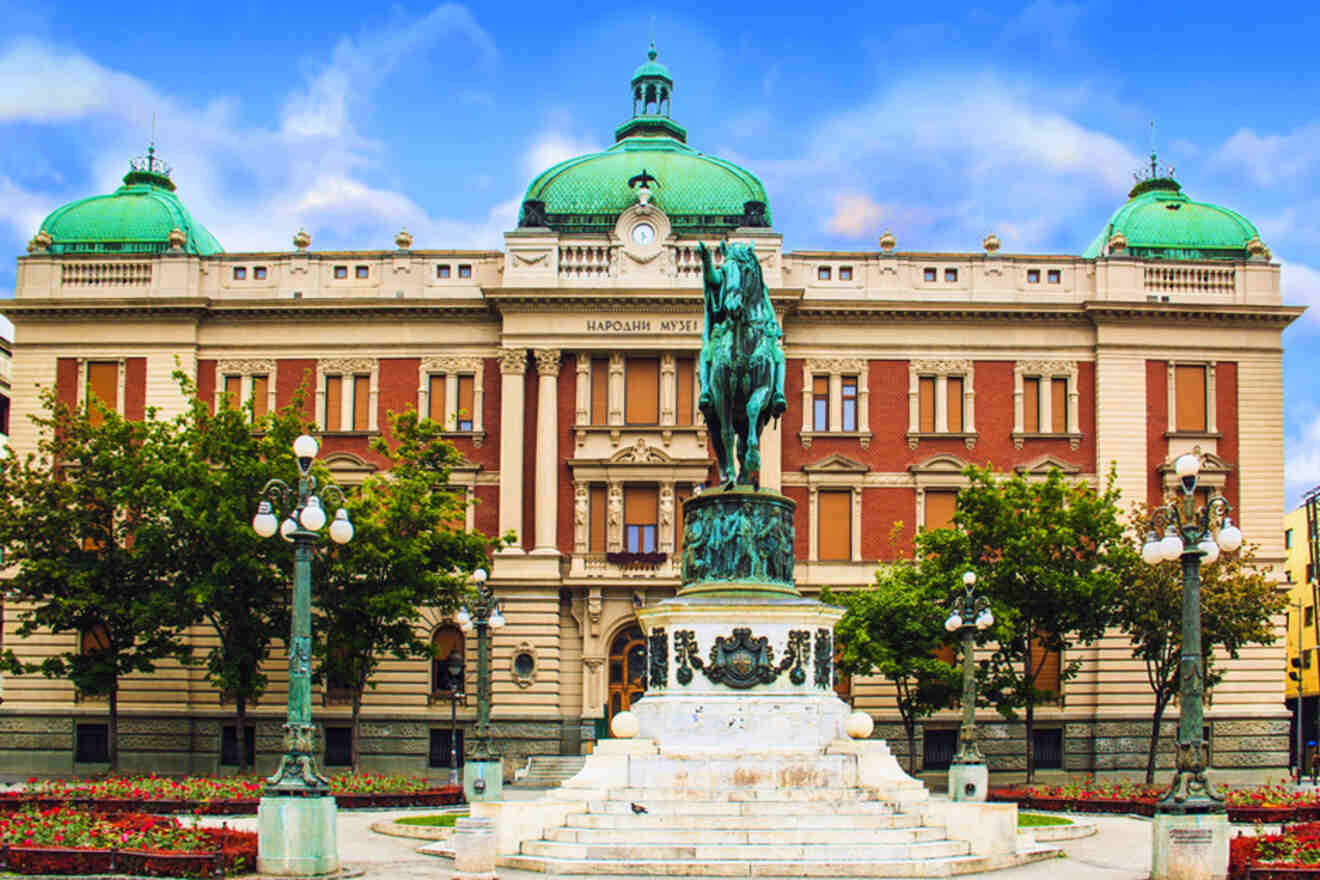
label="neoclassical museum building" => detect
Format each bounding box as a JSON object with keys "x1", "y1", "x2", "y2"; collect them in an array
[{"x1": 1, "y1": 47, "x2": 1300, "y2": 779}]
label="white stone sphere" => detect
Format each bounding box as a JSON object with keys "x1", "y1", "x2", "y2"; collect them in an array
[
  {"x1": 611, "y1": 711, "x2": 640, "y2": 739},
  {"x1": 845, "y1": 711, "x2": 875, "y2": 740}
]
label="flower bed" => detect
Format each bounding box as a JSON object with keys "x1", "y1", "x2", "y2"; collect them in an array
[
  {"x1": 1230, "y1": 823, "x2": 1320, "y2": 879},
  {"x1": 0, "y1": 807, "x2": 254, "y2": 877},
  {"x1": 990, "y1": 778, "x2": 1320, "y2": 823},
  {"x1": 0, "y1": 774, "x2": 463, "y2": 816}
]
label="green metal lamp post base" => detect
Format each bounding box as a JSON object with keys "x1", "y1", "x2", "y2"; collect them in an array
[{"x1": 257, "y1": 796, "x2": 340, "y2": 876}]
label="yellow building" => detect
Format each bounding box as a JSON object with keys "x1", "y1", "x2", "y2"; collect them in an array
[{"x1": 1285, "y1": 501, "x2": 1319, "y2": 767}]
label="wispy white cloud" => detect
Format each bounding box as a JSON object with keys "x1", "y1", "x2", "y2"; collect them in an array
[
  {"x1": 1281, "y1": 259, "x2": 1320, "y2": 320},
  {"x1": 1211, "y1": 123, "x2": 1320, "y2": 188},
  {"x1": 521, "y1": 132, "x2": 602, "y2": 179},
  {"x1": 1287, "y1": 409, "x2": 1320, "y2": 507},
  {"x1": 0, "y1": 4, "x2": 513, "y2": 255}
]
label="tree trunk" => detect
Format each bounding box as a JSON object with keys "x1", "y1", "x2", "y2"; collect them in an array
[
  {"x1": 108, "y1": 685, "x2": 120, "y2": 774},
  {"x1": 236, "y1": 695, "x2": 250, "y2": 775},
  {"x1": 903, "y1": 715, "x2": 918, "y2": 775},
  {"x1": 351, "y1": 688, "x2": 363, "y2": 775},
  {"x1": 1145, "y1": 694, "x2": 1170, "y2": 785}
]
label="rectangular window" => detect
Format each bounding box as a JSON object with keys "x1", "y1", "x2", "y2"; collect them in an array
[
  {"x1": 1027, "y1": 269, "x2": 1040, "y2": 283},
  {"x1": 1023, "y1": 377, "x2": 1040, "y2": 433},
  {"x1": 841, "y1": 376, "x2": 858, "y2": 431},
  {"x1": 624, "y1": 486, "x2": 658, "y2": 553},
  {"x1": 944, "y1": 268, "x2": 958, "y2": 282},
  {"x1": 676, "y1": 356, "x2": 695, "y2": 426},
  {"x1": 352, "y1": 375, "x2": 370, "y2": 431},
  {"x1": 456, "y1": 375, "x2": 475, "y2": 431},
  {"x1": 220, "y1": 725, "x2": 256, "y2": 767},
  {"x1": 324, "y1": 727, "x2": 353, "y2": 766},
  {"x1": 86, "y1": 362, "x2": 119, "y2": 426},
  {"x1": 923, "y1": 267, "x2": 937, "y2": 282},
  {"x1": 224, "y1": 375, "x2": 243, "y2": 409},
  {"x1": 946, "y1": 376, "x2": 964, "y2": 433},
  {"x1": 1032, "y1": 728, "x2": 1063, "y2": 770},
  {"x1": 839, "y1": 266, "x2": 853, "y2": 281},
  {"x1": 1308, "y1": 562, "x2": 1314, "y2": 583},
  {"x1": 355, "y1": 265, "x2": 369, "y2": 279},
  {"x1": 918, "y1": 376, "x2": 935, "y2": 433},
  {"x1": 818, "y1": 490, "x2": 851, "y2": 561},
  {"x1": 428, "y1": 375, "x2": 446, "y2": 424},
  {"x1": 232, "y1": 266, "x2": 247, "y2": 280},
  {"x1": 1287, "y1": 528, "x2": 1294, "y2": 550},
  {"x1": 324, "y1": 375, "x2": 343, "y2": 432},
  {"x1": 817, "y1": 266, "x2": 831, "y2": 281},
  {"x1": 924, "y1": 490, "x2": 957, "y2": 530},
  {"x1": 254, "y1": 266, "x2": 267, "y2": 280},
  {"x1": 1051, "y1": 377, "x2": 1067, "y2": 433},
  {"x1": 1047, "y1": 269, "x2": 1061, "y2": 284},
  {"x1": 590, "y1": 357, "x2": 609, "y2": 424},
  {"x1": 812, "y1": 376, "x2": 829, "y2": 431},
  {"x1": 252, "y1": 375, "x2": 269, "y2": 419},
  {"x1": 625, "y1": 357, "x2": 660, "y2": 425},
  {"x1": 1308, "y1": 606, "x2": 1315, "y2": 628},
  {"x1": 75, "y1": 723, "x2": 110, "y2": 763},
  {"x1": 458, "y1": 264, "x2": 472, "y2": 279},
  {"x1": 437, "y1": 265, "x2": 451, "y2": 279},
  {"x1": 334, "y1": 265, "x2": 348, "y2": 279},
  {"x1": 1030, "y1": 636, "x2": 1062, "y2": 696},
  {"x1": 1175, "y1": 365, "x2": 1208, "y2": 432},
  {"x1": 429, "y1": 729, "x2": 464, "y2": 769},
  {"x1": 1306, "y1": 651, "x2": 1314, "y2": 670},
  {"x1": 589, "y1": 486, "x2": 607, "y2": 553},
  {"x1": 922, "y1": 728, "x2": 958, "y2": 771}
]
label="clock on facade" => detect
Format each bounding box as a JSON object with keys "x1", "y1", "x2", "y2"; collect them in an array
[{"x1": 631, "y1": 222, "x2": 656, "y2": 246}]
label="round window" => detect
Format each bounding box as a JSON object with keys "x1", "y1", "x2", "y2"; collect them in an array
[{"x1": 514, "y1": 652, "x2": 535, "y2": 677}]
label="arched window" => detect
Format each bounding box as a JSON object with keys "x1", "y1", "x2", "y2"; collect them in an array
[{"x1": 431, "y1": 625, "x2": 465, "y2": 696}]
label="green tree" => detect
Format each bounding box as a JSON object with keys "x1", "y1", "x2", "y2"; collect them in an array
[
  {"x1": 1113, "y1": 503, "x2": 1284, "y2": 783},
  {"x1": 827, "y1": 554, "x2": 960, "y2": 774},
  {"x1": 158, "y1": 372, "x2": 310, "y2": 772},
  {"x1": 0, "y1": 391, "x2": 193, "y2": 772},
  {"x1": 919, "y1": 464, "x2": 1128, "y2": 783},
  {"x1": 313, "y1": 409, "x2": 500, "y2": 771}
]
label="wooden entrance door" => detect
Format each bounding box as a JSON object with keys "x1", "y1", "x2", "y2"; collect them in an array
[{"x1": 607, "y1": 624, "x2": 647, "y2": 731}]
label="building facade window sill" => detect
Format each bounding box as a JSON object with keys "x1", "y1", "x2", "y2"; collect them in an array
[
  {"x1": 440, "y1": 430, "x2": 486, "y2": 448},
  {"x1": 906, "y1": 431, "x2": 978, "y2": 451},
  {"x1": 798, "y1": 430, "x2": 874, "y2": 449},
  {"x1": 1163, "y1": 430, "x2": 1222, "y2": 440},
  {"x1": 1011, "y1": 431, "x2": 1084, "y2": 451}
]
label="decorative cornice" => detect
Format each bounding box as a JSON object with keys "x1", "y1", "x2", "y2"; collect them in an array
[
  {"x1": 534, "y1": 349, "x2": 562, "y2": 376},
  {"x1": 909, "y1": 453, "x2": 972, "y2": 474},
  {"x1": 609, "y1": 438, "x2": 673, "y2": 464},
  {"x1": 1014, "y1": 359, "x2": 1077, "y2": 379},
  {"x1": 318, "y1": 357, "x2": 376, "y2": 374},
  {"x1": 499, "y1": 348, "x2": 527, "y2": 374},
  {"x1": 420, "y1": 355, "x2": 483, "y2": 374},
  {"x1": 216, "y1": 358, "x2": 277, "y2": 375},
  {"x1": 910, "y1": 358, "x2": 972, "y2": 375},
  {"x1": 805, "y1": 357, "x2": 866, "y2": 374}
]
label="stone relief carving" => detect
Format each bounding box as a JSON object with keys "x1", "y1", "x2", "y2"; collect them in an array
[
  {"x1": 534, "y1": 349, "x2": 561, "y2": 376},
  {"x1": 499, "y1": 348, "x2": 527, "y2": 374},
  {"x1": 217, "y1": 358, "x2": 277, "y2": 375},
  {"x1": 318, "y1": 357, "x2": 376, "y2": 375},
  {"x1": 420, "y1": 356, "x2": 482, "y2": 374}
]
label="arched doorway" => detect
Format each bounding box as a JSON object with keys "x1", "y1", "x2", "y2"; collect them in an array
[{"x1": 607, "y1": 624, "x2": 647, "y2": 731}]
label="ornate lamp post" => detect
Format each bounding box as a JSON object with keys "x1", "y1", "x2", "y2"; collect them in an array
[
  {"x1": 249, "y1": 433, "x2": 354, "y2": 876},
  {"x1": 944, "y1": 570, "x2": 994, "y2": 802},
  {"x1": 456, "y1": 568, "x2": 505, "y2": 800},
  {"x1": 446, "y1": 651, "x2": 465, "y2": 787},
  {"x1": 1143, "y1": 451, "x2": 1242, "y2": 880}
]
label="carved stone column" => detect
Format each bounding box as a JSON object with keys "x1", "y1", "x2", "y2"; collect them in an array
[
  {"x1": 532, "y1": 349, "x2": 561, "y2": 556},
  {"x1": 498, "y1": 348, "x2": 527, "y2": 553}
]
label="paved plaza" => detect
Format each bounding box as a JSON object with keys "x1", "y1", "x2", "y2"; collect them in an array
[{"x1": 201, "y1": 793, "x2": 1158, "y2": 879}]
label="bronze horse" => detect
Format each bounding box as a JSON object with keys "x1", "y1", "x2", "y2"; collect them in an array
[{"x1": 697, "y1": 241, "x2": 787, "y2": 488}]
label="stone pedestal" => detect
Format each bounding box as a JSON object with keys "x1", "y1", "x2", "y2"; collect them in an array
[
  {"x1": 451, "y1": 816, "x2": 497, "y2": 880},
  {"x1": 256, "y1": 795, "x2": 339, "y2": 876},
  {"x1": 949, "y1": 761, "x2": 988, "y2": 802},
  {"x1": 463, "y1": 758, "x2": 503, "y2": 802},
  {"x1": 1151, "y1": 811, "x2": 1228, "y2": 880}
]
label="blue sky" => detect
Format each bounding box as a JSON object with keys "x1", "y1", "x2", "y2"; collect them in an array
[{"x1": 2, "y1": 0, "x2": 1319, "y2": 506}]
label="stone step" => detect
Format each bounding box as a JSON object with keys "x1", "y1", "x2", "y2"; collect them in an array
[
  {"x1": 544, "y1": 826, "x2": 948, "y2": 845},
  {"x1": 500, "y1": 854, "x2": 995, "y2": 877},
  {"x1": 586, "y1": 799, "x2": 899, "y2": 816},
  {"x1": 518, "y1": 840, "x2": 971, "y2": 862},
  {"x1": 601, "y1": 786, "x2": 893, "y2": 803},
  {"x1": 565, "y1": 812, "x2": 927, "y2": 831}
]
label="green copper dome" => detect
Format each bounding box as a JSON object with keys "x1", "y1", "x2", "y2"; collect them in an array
[
  {"x1": 517, "y1": 44, "x2": 772, "y2": 234},
  {"x1": 1083, "y1": 172, "x2": 1259, "y2": 261},
  {"x1": 37, "y1": 148, "x2": 223, "y2": 257}
]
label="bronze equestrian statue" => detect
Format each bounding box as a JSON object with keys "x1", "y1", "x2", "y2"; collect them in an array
[{"x1": 697, "y1": 241, "x2": 787, "y2": 489}]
